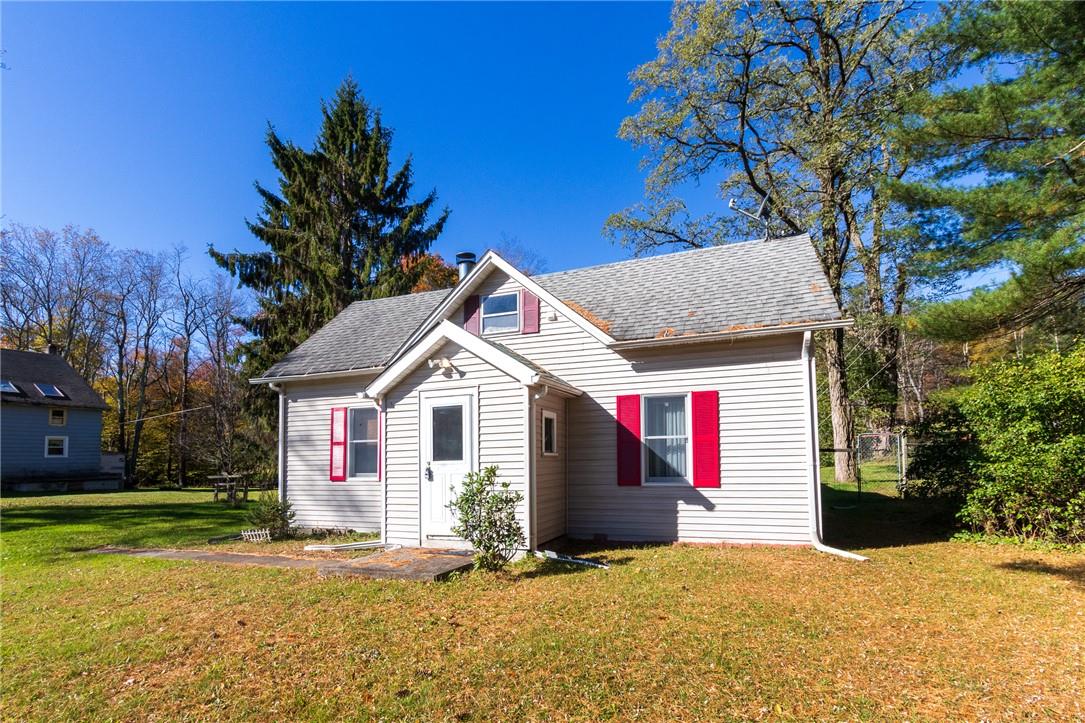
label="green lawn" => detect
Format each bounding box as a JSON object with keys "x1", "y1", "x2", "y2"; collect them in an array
[{"x1": 2, "y1": 489, "x2": 1083, "y2": 720}]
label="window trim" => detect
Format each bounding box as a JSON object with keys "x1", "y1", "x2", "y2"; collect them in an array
[
  {"x1": 641, "y1": 393, "x2": 693, "y2": 486},
  {"x1": 347, "y1": 405, "x2": 380, "y2": 480},
  {"x1": 541, "y1": 410, "x2": 558, "y2": 456},
  {"x1": 480, "y1": 292, "x2": 520, "y2": 335},
  {"x1": 34, "y1": 382, "x2": 67, "y2": 399},
  {"x1": 49, "y1": 408, "x2": 68, "y2": 427},
  {"x1": 44, "y1": 435, "x2": 69, "y2": 458}
]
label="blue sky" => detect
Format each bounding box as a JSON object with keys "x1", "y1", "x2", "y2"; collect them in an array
[{"x1": 2, "y1": 2, "x2": 674, "y2": 276}]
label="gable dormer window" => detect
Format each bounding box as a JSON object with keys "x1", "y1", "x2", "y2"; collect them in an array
[{"x1": 481, "y1": 293, "x2": 519, "y2": 334}]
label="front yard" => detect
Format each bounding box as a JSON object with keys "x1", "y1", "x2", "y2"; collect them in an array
[{"x1": 1, "y1": 490, "x2": 1082, "y2": 720}]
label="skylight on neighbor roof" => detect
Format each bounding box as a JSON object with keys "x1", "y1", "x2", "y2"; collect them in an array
[
  {"x1": 0, "y1": 380, "x2": 20, "y2": 394},
  {"x1": 33, "y1": 383, "x2": 66, "y2": 399}
]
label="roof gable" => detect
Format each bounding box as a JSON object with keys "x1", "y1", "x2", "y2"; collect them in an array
[
  {"x1": 365, "y1": 321, "x2": 577, "y2": 398},
  {"x1": 0, "y1": 349, "x2": 108, "y2": 409}
]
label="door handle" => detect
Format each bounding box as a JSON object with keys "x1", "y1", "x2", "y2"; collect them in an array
[{"x1": 425, "y1": 463, "x2": 433, "y2": 481}]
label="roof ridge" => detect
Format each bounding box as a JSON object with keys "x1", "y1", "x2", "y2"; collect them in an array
[{"x1": 533, "y1": 233, "x2": 811, "y2": 280}]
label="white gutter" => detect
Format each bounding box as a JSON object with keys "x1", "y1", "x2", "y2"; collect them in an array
[
  {"x1": 250, "y1": 366, "x2": 385, "y2": 385},
  {"x1": 269, "y1": 383, "x2": 287, "y2": 503},
  {"x1": 608, "y1": 319, "x2": 855, "y2": 351},
  {"x1": 801, "y1": 331, "x2": 868, "y2": 562}
]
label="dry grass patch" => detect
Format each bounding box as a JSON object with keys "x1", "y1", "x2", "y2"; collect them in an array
[{"x1": 2, "y1": 489, "x2": 1083, "y2": 720}]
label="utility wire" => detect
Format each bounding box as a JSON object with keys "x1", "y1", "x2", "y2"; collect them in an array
[{"x1": 123, "y1": 405, "x2": 212, "y2": 425}]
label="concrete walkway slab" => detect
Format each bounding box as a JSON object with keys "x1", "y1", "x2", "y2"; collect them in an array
[{"x1": 92, "y1": 545, "x2": 474, "y2": 582}]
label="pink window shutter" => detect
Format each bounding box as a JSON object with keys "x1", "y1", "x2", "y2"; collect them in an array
[
  {"x1": 616, "y1": 394, "x2": 642, "y2": 486},
  {"x1": 329, "y1": 406, "x2": 347, "y2": 482},
  {"x1": 464, "y1": 295, "x2": 481, "y2": 335},
  {"x1": 521, "y1": 289, "x2": 540, "y2": 334},
  {"x1": 691, "y1": 391, "x2": 721, "y2": 488}
]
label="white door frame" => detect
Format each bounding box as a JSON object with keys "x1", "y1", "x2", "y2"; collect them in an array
[{"x1": 419, "y1": 389, "x2": 477, "y2": 546}]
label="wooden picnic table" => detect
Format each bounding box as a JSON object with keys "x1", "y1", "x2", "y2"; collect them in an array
[{"x1": 209, "y1": 474, "x2": 249, "y2": 503}]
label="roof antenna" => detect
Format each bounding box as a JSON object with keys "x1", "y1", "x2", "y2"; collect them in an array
[{"x1": 728, "y1": 193, "x2": 770, "y2": 241}]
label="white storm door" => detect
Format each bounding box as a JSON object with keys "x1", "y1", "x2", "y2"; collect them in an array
[{"x1": 420, "y1": 393, "x2": 474, "y2": 541}]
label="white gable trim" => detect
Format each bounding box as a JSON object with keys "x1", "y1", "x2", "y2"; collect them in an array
[
  {"x1": 365, "y1": 320, "x2": 543, "y2": 399},
  {"x1": 389, "y1": 251, "x2": 616, "y2": 362}
]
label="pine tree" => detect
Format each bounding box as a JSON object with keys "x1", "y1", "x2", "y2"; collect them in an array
[
  {"x1": 210, "y1": 78, "x2": 450, "y2": 418},
  {"x1": 895, "y1": 0, "x2": 1085, "y2": 342}
]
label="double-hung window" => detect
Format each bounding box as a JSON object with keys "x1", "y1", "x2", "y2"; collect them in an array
[
  {"x1": 643, "y1": 394, "x2": 691, "y2": 484},
  {"x1": 481, "y1": 292, "x2": 519, "y2": 334},
  {"x1": 349, "y1": 407, "x2": 379, "y2": 478},
  {"x1": 49, "y1": 408, "x2": 67, "y2": 426},
  {"x1": 45, "y1": 436, "x2": 68, "y2": 458}
]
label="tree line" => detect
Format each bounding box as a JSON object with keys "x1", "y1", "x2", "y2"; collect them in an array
[{"x1": 1, "y1": 226, "x2": 257, "y2": 484}]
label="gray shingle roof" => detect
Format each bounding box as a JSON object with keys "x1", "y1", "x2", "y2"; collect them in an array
[
  {"x1": 533, "y1": 233, "x2": 841, "y2": 341},
  {"x1": 0, "y1": 349, "x2": 109, "y2": 410},
  {"x1": 258, "y1": 233, "x2": 843, "y2": 380},
  {"x1": 257, "y1": 289, "x2": 451, "y2": 380}
]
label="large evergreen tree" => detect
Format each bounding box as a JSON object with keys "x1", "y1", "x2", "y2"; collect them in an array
[
  {"x1": 210, "y1": 78, "x2": 449, "y2": 414},
  {"x1": 895, "y1": 0, "x2": 1085, "y2": 342}
]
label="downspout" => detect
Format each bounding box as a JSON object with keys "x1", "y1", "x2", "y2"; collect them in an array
[{"x1": 801, "y1": 332, "x2": 869, "y2": 562}]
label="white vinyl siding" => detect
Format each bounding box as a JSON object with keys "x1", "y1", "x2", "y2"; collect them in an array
[
  {"x1": 534, "y1": 393, "x2": 566, "y2": 546},
  {"x1": 462, "y1": 269, "x2": 812, "y2": 545},
  {"x1": 282, "y1": 376, "x2": 381, "y2": 531},
  {"x1": 383, "y1": 340, "x2": 527, "y2": 548}
]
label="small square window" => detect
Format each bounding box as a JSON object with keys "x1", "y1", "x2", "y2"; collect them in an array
[
  {"x1": 542, "y1": 411, "x2": 558, "y2": 456},
  {"x1": 45, "y1": 436, "x2": 68, "y2": 458},
  {"x1": 49, "y1": 408, "x2": 67, "y2": 427},
  {"x1": 0, "y1": 380, "x2": 20, "y2": 394},
  {"x1": 481, "y1": 292, "x2": 520, "y2": 334},
  {"x1": 34, "y1": 383, "x2": 66, "y2": 399}
]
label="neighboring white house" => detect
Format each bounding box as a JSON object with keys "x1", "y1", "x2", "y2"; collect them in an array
[{"x1": 253, "y1": 234, "x2": 854, "y2": 553}]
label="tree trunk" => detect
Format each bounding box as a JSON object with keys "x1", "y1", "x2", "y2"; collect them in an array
[{"x1": 826, "y1": 326, "x2": 857, "y2": 482}]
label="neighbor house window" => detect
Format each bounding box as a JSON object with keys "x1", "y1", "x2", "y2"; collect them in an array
[
  {"x1": 349, "y1": 407, "x2": 379, "y2": 477},
  {"x1": 34, "y1": 383, "x2": 66, "y2": 399},
  {"x1": 0, "y1": 380, "x2": 20, "y2": 394},
  {"x1": 45, "y1": 436, "x2": 68, "y2": 458},
  {"x1": 643, "y1": 394, "x2": 691, "y2": 484},
  {"x1": 481, "y1": 292, "x2": 519, "y2": 334},
  {"x1": 542, "y1": 410, "x2": 558, "y2": 456},
  {"x1": 49, "y1": 408, "x2": 67, "y2": 427}
]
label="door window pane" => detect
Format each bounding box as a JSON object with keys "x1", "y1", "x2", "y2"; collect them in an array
[{"x1": 432, "y1": 405, "x2": 464, "y2": 461}]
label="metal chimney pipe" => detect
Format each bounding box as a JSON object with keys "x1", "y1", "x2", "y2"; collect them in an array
[{"x1": 455, "y1": 252, "x2": 476, "y2": 280}]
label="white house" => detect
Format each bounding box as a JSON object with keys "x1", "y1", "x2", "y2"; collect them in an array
[{"x1": 253, "y1": 234, "x2": 860, "y2": 557}]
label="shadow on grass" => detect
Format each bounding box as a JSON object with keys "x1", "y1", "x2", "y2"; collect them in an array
[
  {"x1": 820, "y1": 484, "x2": 958, "y2": 551},
  {"x1": 997, "y1": 559, "x2": 1085, "y2": 589},
  {"x1": 516, "y1": 539, "x2": 658, "y2": 578},
  {"x1": 2, "y1": 501, "x2": 249, "y2": 557}
]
